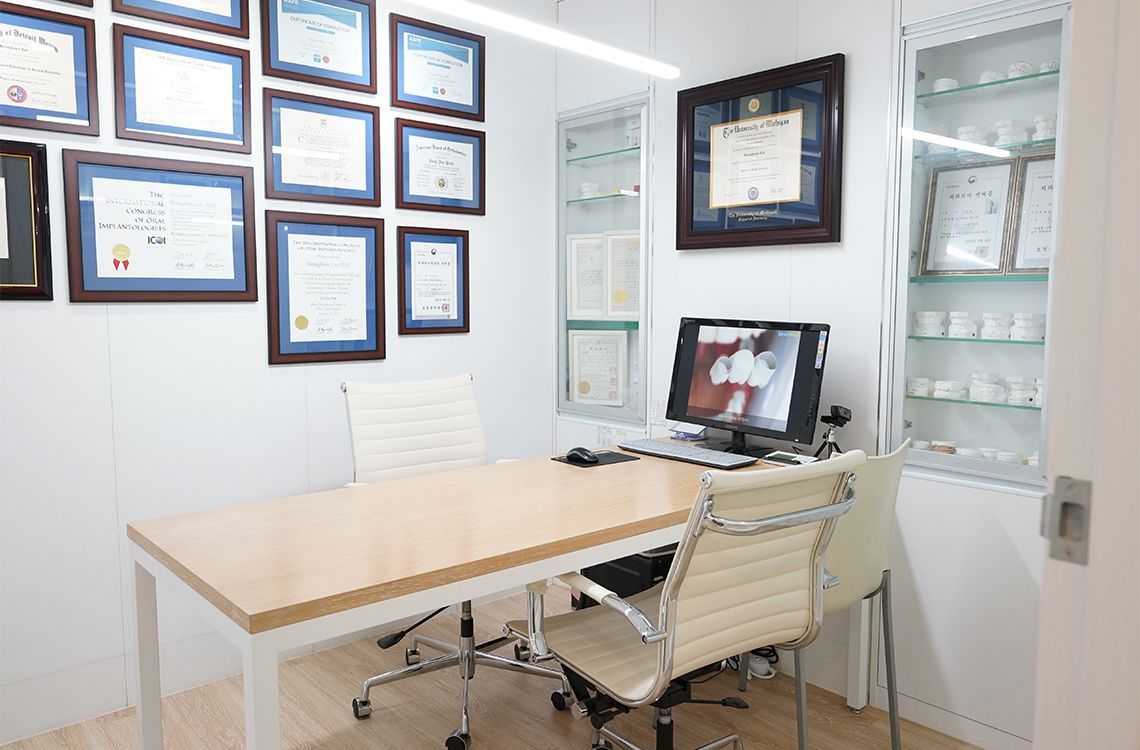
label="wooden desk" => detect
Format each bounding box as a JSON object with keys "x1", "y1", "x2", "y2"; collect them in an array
[{"x1": 127, "y1": 450, "x2": 774, "y2": 749}]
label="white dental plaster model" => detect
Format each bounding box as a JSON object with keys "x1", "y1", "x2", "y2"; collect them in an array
[{"x1": 709, "y1": 349, "x2": 778, "y2": 388}]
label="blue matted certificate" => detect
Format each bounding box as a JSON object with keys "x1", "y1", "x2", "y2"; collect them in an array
[
  {"x1": 781, "y1": 83, "x2": 824, "y2": 155},
  {"x1": 396, "y1": 119, "x2": 485, "y2": 215},
  {"x1": 117, "y1": 25, "x2": 249, "y2": 153},
  {"x1": 112, "y1": 0, "x2": 246, "y2": 37},
  {"x1": 777, "y1": 154, "x2": 822, "y2": 220},
  {"x1": 391, "y1": 14, "x2": 484, "y2": 121},
  {"x1": 265, "y1": 89, "x2": 379, "y2": 205},
  {"x1": 398, "y1": 227, "x2": 468, "y2": 335},
  {"x1": 1, "y1": 7, "x2": 98, "y2": 135},
  {"x1": 263, "y1": 0, "x2": 375, "y2": 92},
  {"x1": 268, "y1": 212, "x2": 383, "y2": 363}
]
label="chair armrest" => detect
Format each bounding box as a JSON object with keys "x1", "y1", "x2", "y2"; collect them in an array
[
  {"x1": 701, "y1": 495, "x2": 856, "y2": 536},
  {"x1": 556, "y1": 572, "x2": 666, "y2": 644},
  {"x1": 823, "y1": 568, "x2": 840, "y2": 590}
]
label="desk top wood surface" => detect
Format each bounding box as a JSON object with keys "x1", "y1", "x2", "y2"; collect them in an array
[{"x1": 127, "y1": 450, "x2": 776, "y2": 634}]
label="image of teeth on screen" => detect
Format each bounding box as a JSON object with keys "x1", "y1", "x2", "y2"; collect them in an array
[{"x1": 687, "y1": 326, "x2": 801, "y2": 433}]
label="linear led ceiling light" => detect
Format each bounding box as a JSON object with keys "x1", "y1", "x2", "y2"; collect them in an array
[{"x1": 403, "y1": 0, "x2": 681, "y2": 79}]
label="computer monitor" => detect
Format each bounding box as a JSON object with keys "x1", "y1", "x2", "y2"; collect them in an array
[{"x1": 666, "y1": 318, "x2": 830, "y2": 453}]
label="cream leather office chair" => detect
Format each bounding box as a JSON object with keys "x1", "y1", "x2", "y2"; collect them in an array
[
  {"x1": 343, "y1": 374, "x2": 571, "y2": 750},
  {"x1": 820, "y1": 438, "x2": 909, "y2": 750},
  {"x1": 508, "y1": 451, "x2": 866, "y2": 750}
]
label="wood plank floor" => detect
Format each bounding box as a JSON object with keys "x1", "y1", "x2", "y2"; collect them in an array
[{"x1": 4, "y1": 594, "x2": 977, "y2": 749}]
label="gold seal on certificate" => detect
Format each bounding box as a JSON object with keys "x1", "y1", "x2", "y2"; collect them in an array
[{"x1": 709, "y1": 109, "x2": 804, "y2": 209}]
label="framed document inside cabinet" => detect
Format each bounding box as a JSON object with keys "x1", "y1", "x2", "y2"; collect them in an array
[
  {"x1": 397, "y1": 226, "x2": 469, "y2": 335},
  {"x1": 1007, "y1": 154, "x2": 1055, "y2": 274},
  {"x1": 395, "y1": 118, "x2": 484, "y2": 215},
  {"x1": 261, "y1": 0, "x2": 376, "y2": 93},
  {"x1": 0, "y1": 5, "x2": 99, "y2": 136},
  {"x1": 604, "y1": 232, "x2": 639, "y2": 321},
  {"x1": 390, "y1": 14, "x2": 484, "y2": 121},
  {"x1": 114, "y1": 25, "x2": 250, "y2": 153},
  {"x1": 112, "y1": 0, "x2": 248, "y2": 38},
  {"x1": 919, "y1": 159, "x2": 1016, "y2": 276},
  {"x1": 566, "y1": 234, "x2": 604, "y2": 320},
  {"x1": 63, "y1": 150, "x2": 256, "y2": 302},
  {"x1": 266, "y1": 211, "x2": 384, "y2": 363},
  {"x1": 264, "y1": 89, "x2": 379, "y2": 206},
  {"x1": 569, "y1": 330, "x2": 627, "y2": 407},
  {"x1": 0, "y1": 141, "x2": 52, "y2": 300},
  {"x1": 677, "y1": 54, "x2": 844, "y2": 248}
]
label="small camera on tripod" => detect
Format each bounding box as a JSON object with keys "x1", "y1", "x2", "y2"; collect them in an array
[
  {"x1": 813, "y1": 405, "x2": 852, "y2": 458},
  {"x1": 820, "y1": 405, "x2": 852, "y2": 429}
]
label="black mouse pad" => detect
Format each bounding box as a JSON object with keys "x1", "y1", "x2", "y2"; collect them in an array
[{"x1": 551, "y1": 450, "x2": 640, "y2": 468}]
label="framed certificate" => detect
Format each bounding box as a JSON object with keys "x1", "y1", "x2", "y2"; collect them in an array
[
  {"x1": 569, "y1": 330, "x2": 627, "y2": 407},
  {"x1": 266, "y1": 211, "x2": 383, "y2": 364},
  {"x1": 0, "y1": 6, "x2": 99, "y2": 136},
  {"x1": 566, "y1": 234, "x2": 604, "y2": 320},
  {"x1": 390, "y1": 14, "x2": 484, "y2": 122},
  {"x1": 1, "y1": 141, "x2": 52, "y2": 300},
  {"x1": 264, "y1": 89, "x2": 379, "y2": 206},
  {"x1": 112, "y1": 0, "x2": 248, "y2": 38},
  {"x1": 919, "y1": 160, "x2": 1016, "y2": 277},
  {"x1": 604, "y1": 232, "x2": 640, "y2": 320},
  {"x1": 63, "y1": 150, "x2": 256, "y2": 302},
  {"x1": 396, "y1": 118, "x2": 485, "y2": 215},
  {"x1": 114, "y1": 25, "x2": 250, "y2": 153},
  {"x1": 677, "y1": 54, "x2": 844, "y2": 248},
  {"x1": 397, "y1": 226, "x2": 469, "y2": 335},
  {"x1": 1007, "y1": 154, "x2": 1056, "y2": 274},
  {"x1": 261, "y1": 0, "x2": 376, "y2": 93}
]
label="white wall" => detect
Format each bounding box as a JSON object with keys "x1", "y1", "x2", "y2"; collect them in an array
[{"x1": 0, "y1": 0, "x2": 556, "y2": 741}]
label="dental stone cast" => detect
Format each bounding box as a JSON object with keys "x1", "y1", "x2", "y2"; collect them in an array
[{"x1": 708, "y1": 349, "x2": 778, "y2": 388}]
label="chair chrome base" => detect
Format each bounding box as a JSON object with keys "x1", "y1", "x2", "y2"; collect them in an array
[
  {"x1": 352, "y1": 601, "x2": 573, "y2": 747},
  {"x1": 588, "y1": 712, "x2": 743, "y2": 750}
]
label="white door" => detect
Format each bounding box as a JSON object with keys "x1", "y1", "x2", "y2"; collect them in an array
[{"x1": 1033, "y1": 0, "x2": 1139, "y2": 747}]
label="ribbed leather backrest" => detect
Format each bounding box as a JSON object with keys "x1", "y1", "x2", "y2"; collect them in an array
[
  {"x1": 664, "y1": 451, "x2": 866, "y2": 679},
  {"x1": 343, "y1": 374, "x2": 488, "y2": 483},
  {"x1": 822, "y1": 439, "x2": 909, "y2": 614}
]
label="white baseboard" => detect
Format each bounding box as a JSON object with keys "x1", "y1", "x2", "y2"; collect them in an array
[
  {"x1": 0, "y1": 655, "x2": 127, "y2": 744},
  {"x1": 873, "y1": 685, "x2": 1032, "y2": 750}
]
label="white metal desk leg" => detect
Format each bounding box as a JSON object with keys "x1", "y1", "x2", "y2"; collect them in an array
[
  {"x1": 243, "y1": 638, "x2": 281, "y2": 750},
  {"x1": 133, "y1": 561, "x2": 163, "y2": 749}
]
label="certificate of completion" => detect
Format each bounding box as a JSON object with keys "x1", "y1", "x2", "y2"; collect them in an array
[
  {"x1": 709, "y1": 109, "x2": 803, "y2": 208},
  {"x1": 1013, "y1": 159, "x2": 1055, "y2": 270},
  {"x1": 286, "y1": 233, "x2": 367, "y2": 343},
  {"x1": 408, "y1": 135, "x2": 473, "y2": 201},
  {"x1": 278, "y1": 106, "x2": 367, "y2": 191},
  {"x1": 570, "y1": 331, "x2": 627, "y2": 406},
  {"x1": 274, "y1": 0, "x2": 363, "y2": 78},
  {"x1": 605, "y1": 234, "x2": 639, "y2": 319},
  {"x1": 132, "y1": 46, "x2": 235, "y2": 137},
  {"x1": 924, "y1": 163, "x2": 1012, "y2": 273},
  {"x1": 401, "y1": 31, "x2": 473, "y2": 107},
  {"x1": 409, "y1": 241, "x2": 457, "y2": 320},
  {"x1": 0, "y1": 19, "x2": 78, "y2": 117},
  {"x1": 91, "y1": 177, "x2": 235, "y2": 279}
]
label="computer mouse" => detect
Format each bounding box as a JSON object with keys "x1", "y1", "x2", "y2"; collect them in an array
[{"x1": 565, "y1": 446, "x2": 599, "y2": 465}]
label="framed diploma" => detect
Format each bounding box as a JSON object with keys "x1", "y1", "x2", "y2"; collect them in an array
[
  {"x1": 677, "y1": 54, "x2": 844, "y2": 248},
  {"x1": 569, "y1": 330, "x2": 627, "y2": 407},
  {"x1": 1007, "y1": 154, "x2": 1055, "y2": 274},
  {"x1": 113, "y1": 25, "x2": 250, "y2": 154},
  {"x1": 566, "y1": 234, "x2": 604, "y2": 320},
  {"x1": 0, "y1": 6, "x2": 99, "y2": 136},
  {"x1": 604, "y1": 232, "x2": 640, "y2": 321},
  {"x1": 63, "y1": 150, "x2": 255, "y2": 302},
  {"x1": 266, "y1": 211, "x2": 383, "y2": 364},
  {"x1": 396, "y1": 118, "x2": 485, "y2": 215},
  {"x1": 112, "y1": 0, "x2": 247, "y2": 38},
  {"x1": 919, "y1": 160, "x2": 1016, "y2": 277},
  {"x1": 1, "y1": 141, "x2": 52, "y2": 300},
  {"x1": 390, "y1": 14, "x2": 485, "y2": 122},
  {"x1": 261, "y1": 0, "x2": 376, "y2": 93},
  {"x1": 397, "y1": 226, "x2": 469, "y2": 335},
  {"x1": 264, "y1": 89, "x2": 379, "y2": 206}
]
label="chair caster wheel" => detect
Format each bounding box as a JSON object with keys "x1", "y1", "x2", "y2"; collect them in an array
[
  {"x1": 514, "y1": 642, "x2": 531, "y2": 661},
  {"x1": 444, "y1": 731, "x2": 470, "y2": 750},
  {"x1": 405, "y1": 647, "x2": 421, "y2": 665},
  {"x1": 550, "y1": 691, "x2": 571, "y2": 711},
  {"x1": 351, "y1": 698, "x2": 372, "y2": 719},
  {"x1": 592, "y1": 742, "x2": 613, "y2": 750}
]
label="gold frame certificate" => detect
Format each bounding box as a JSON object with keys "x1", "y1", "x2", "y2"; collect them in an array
[
  {"x1": 604, "y1": 232, "x2": 640, "y2": 320},
  {"x1": 570, "y1": 330, "x2": 627, "y2": 407},
  {"x1": 709, "y1": 109, "x2": 803, "y2": 208},
  {"x1": 920, "y1": 160, "x2": 1015, "y2": 276},
  {"x1": 1009, "y1": 155, "x2": 1055, "y2": 274}
]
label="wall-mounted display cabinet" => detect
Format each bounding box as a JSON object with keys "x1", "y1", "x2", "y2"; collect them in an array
[
  {"x1": 557, "y1": 98, "x2": 649, "y2": 426},
  {"x1": 888, "y1": 4, "x2": 1069, "y2": 486}
]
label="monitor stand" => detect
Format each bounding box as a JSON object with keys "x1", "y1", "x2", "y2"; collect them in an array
[{"x1": 704, "y1": 431, "x2": 775, "y2": 458}]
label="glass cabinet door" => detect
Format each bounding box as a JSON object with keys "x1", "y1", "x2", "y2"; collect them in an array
[
  {"x1": 890, "y1": 6, "x2": 1069, "y2": 485},
  {"x1": 557, "y1": 99, "x2": 649, "y2": 425}
]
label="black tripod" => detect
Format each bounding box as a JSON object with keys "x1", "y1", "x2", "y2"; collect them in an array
[{"x1": 813, "y1": 406, "x2": 851, "y2": 459}]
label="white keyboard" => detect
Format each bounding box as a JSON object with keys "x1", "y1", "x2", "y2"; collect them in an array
[{"x1": 617, "y1": 439, "x2": 758, "y2": 469}]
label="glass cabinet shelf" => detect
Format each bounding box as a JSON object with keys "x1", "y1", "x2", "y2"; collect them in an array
[
  {"x1": 907, "y1": 335, "x2": 1045, "y2": 346},
  {"x1": 908, "y1": 274, "x2": 1049, "y2": 284},
  {"x1": 566, "y1": 190, "x2": 640, "y2": 205},
  {"x1": 914, "y1": 139, "x2": 1055, "y2": 163},
  {"x1": 906, "y1": 395, "x2": 1042, "y2": 412},
  {"x1": 567, "y1": 320, "x2": 640, "y2": 330},
  {"x1": 916, "y1": 69, "x2": 1059, "y2": 106},
  {"x1": 567, "y1": 146, "x2": 640, "y2": 165}
]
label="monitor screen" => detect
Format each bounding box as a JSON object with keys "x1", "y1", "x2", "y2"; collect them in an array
[{"x1": 666, "y1": 318, "x2": 829, "y2": 444}]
